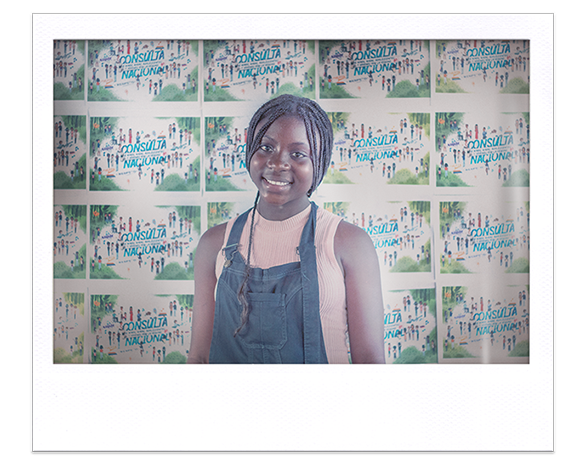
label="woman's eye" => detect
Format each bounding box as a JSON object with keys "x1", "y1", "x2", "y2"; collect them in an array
[
  {"x1": 260, "y1": 144, "x2": 273, "y2": 152},
  {"x1": 292, "y1": 151, "x2": 308, "y2": 158}
]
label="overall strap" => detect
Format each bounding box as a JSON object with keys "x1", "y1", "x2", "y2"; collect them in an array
[
  {"x1": 222, "y1": 208, "x2": 252, "y2": 261},
  {"x1": 298, "y1": 202, "x2": 328, "y2": 364}
]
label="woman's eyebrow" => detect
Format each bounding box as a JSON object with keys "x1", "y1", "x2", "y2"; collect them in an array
[
  {"x1": 288, "y1": 141, "x2": 310, "y2": 149},
  {"x1": 261, "y1": 135, "x2": 310, "y2": 149}
]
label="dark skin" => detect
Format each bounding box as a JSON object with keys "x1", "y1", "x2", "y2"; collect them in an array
[{"x1": 187, "y1": 117, "x2": 385, "y2": 364}]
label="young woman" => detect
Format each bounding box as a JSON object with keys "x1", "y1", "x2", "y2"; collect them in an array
[{"x1": 188, "y1": 94, "x2": 385, "y2": 364}]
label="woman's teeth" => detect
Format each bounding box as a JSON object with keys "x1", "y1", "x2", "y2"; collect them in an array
[{"x1": 265, "y1": 178, "x2": 289, "y2": 186}]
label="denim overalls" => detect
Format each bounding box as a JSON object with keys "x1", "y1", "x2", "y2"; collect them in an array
[{"x1": 209, "y1": 203, "x2": 328, "y2": 364}]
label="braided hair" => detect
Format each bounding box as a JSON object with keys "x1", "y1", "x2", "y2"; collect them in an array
[{"x1": 233, "y1": 95, "x2": 334, "y2": 337}]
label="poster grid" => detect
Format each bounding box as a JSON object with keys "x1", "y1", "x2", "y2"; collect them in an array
[{"x1": 53, "y1": 38, "x2": 530, "y2": 365}]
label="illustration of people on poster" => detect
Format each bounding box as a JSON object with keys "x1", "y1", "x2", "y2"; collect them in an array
[
  {"x1": 53, "y1": 290, "x2": 86, "y2": 363},
  {"x1": 438, "y1": 198, "x2": 529, "y2": 274},
  {"x1": 89, "y1": 204, "x2": 201, "y2": 281},
  {"x1": 203, "y1": 40, "x2": 315, "y2": 101},
  {"x1": 54, "y1": 205, "x2": 87, "y2": 279},
  {"x1": 382, "y1": 288, "x2": 437, "y2": 364},
  {"x1": 322, "y1": 199, "x2": 432, "y2": 279},
  {"x1": 440, "y1": 284, "x2": 529, "y2": 361},
  {"x1": 435, "y1": 40, "x2": 529, "y2": 94},
  {"x1": 435, "y1": 112, "x2": 529, "y2": 187},
  {"x1": 54, "y1": 40, "x2": 86, "y2": 100},
  {"x1": 318, "y1": 40, "x2": 430, "y2": 99},
  {"x1": 323, "y1": 110, "x2": 430, "y2": 186},
  {"x1": 204, "y1": 114, "x2": 254, "y2": 191},
  {"x1": 89, "y1": 116, "x2": 201, "y2": 192},
  {"x1": 88, "y1": 293, "x2": 193, "y2": 364},
  {"x1": 54, "y1": 115, "x2": 87, "y2": 189},
  {"x1": 87, "y1": 40, "x2": 199, "y2": 102}
]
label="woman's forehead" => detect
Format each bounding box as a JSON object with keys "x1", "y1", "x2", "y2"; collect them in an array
[
  {"x1": 265, "y1": 116, "x2": 308, "y2": 136},
  {"x1": 257, "y1": 114, "x2": 305, "y2": 133}
]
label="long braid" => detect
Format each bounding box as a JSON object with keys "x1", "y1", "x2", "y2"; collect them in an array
[
  {"x1": 233, "y1": 191, "x2": 259, "y2": 337},
  {"x1": 233, "y1": 95, "x2": 333, "y2": 336}
]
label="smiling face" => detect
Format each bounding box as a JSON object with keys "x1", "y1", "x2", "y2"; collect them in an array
[{"x1": 249, "y1": 116, "x2": 314, "y2": 220}]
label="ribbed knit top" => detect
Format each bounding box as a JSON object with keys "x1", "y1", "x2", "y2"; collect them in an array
[{"x1": 215, "y1": 205, "x2": 349, "y2": 363}]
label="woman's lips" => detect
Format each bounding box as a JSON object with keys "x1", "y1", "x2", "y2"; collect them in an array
[{"x1": 263, "y1": 177, "x2": 291, "y2": 186}]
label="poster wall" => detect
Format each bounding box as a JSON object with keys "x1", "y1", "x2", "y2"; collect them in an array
[{"x1": 53, "y1": 39, "x2": 529, "y2": 364}]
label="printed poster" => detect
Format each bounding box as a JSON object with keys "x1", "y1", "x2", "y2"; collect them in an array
[
  {"x1": 54, "y1": 205, "x2": 87, "y2": 279},
  {"x1": 89, "y1": 204, "x2": 201, "y2": 281},
  {"x1": 438, "y1": 198, "x2": 529, "y2": 274},
  {"x1": 204, "y1": 115, "x2": 253, "y2": 191},
  {"x1": 87, "y1": 40, "x2": 199, "y2": 102},
  {"x1": 54, "y1": 115, "x2": 87, "y2": 190},
  {"x1": 383, "y1": 288, "x2": 437, "y2": 364},
  {"x1": 89, "y1": 116, "x2": 201, "y2": 192},
  {"x1": 436, "y1": 112, "x2": 529, "y2": 187},
  {"x1": 323, "y1": 199, "x2": 432, "y2": 278},
  {"x1": 203, "y1": 40, "x2": 315, "y2": 101},
  {"x1": 53, "y1": 40, "x2": 86, "y2": 100},
  {"x1": 89, "y1": 292, "x2": 193, "y2": 364},
  {"x1": 324, "y1": 110, "x2": 430, "y2": 186},
  {"x1": 54, "y1": 290, "x2": 86, "y2": 364},
  {"x1": 440, "y1": 284, "x2": 529, "y2": 362},
  {"x1": 435, "y1": 40, "x2": 530, "y2": 94},
  {"x1": 318, "y1": 40, "x2": 430, "y2": 99}
]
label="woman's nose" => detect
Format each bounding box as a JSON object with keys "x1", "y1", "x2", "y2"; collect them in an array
[{"x1": 267, "y1": 149, "x2": 290, "y2": 169}]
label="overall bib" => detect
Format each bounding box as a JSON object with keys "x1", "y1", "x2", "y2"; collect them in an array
[{"x1": 209, "y1": 203, "x2": 328, "y2": 364}]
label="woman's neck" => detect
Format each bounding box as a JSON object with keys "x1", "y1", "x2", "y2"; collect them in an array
[{"x1": 256, "y1": 196, "x2": 311, "y2": 221}]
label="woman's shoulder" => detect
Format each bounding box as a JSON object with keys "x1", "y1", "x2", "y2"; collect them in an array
[
  {"x1": 203, "y1": 221, "x2": 228, "y2": 239},
  {"x1": 197, "y1": 222, "x2": 228, "y2": 261},
  {"x1": 314, "y1": 204, "x2": 375, "y2": 265},
  {"x1": 315, "y1": 206, "x2": 373, "y2": 248},
  {"x1": 335, "y1": 219, "x2": 372, "y2": 246},
  {"x1": 334, "y1": 218, "x2": 375, "y2": 265}
]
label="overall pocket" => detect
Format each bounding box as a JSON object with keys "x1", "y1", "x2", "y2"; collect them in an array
[{"x1": 238, "y1": 293, "x2": 287, "y2": 350}]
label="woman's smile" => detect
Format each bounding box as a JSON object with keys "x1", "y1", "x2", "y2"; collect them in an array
[
  {"x1": 261, "y1": 176, "x2": 293, "y2": 192},
  {"x1": 263, "y1": 177, "x2": 291, "y2": 186}
]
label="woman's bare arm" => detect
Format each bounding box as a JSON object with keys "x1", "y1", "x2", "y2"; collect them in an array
[
  {"x1": 187, "y1": 223, "x2": 226, "y2": 364},
  {"x1": 335, "y1": 220, "x2": 386, "y2": 364}
]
